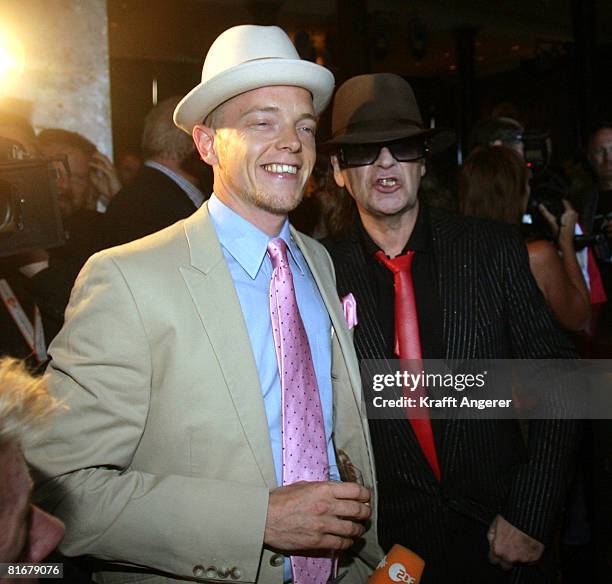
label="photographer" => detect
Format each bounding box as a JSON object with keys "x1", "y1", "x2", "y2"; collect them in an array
[
  {"x1": 0, "y1": 113, "x2": 58, "y2": 365},
  {"x1": 460, "y1": 146, "x2": 590, "y2": 332},
  {"x1": 0, "y1": 116, "x2": 110, "y2": 364}
]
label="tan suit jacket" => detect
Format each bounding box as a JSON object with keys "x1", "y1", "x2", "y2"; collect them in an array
[{"x1": 27, "y1": 203, "x2": 383, "y2": 583}]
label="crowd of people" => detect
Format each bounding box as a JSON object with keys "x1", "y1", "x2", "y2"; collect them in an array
[{"x1": 1, "y1": 22, "x2": 611, "y2": 584}]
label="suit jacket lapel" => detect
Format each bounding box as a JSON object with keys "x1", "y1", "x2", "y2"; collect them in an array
[
  {"x1": 292, "y1": 228, "x2": 381, "y2": 513},
  {"x1": 329, "y1": 231, "x2": 389, "y2": 362},
  {"x1": 180, "y1": 204, "x2": 277, "y2": 488},
  {"x1": 290, "y1": 227, "x2": 363, "y2": 401}
]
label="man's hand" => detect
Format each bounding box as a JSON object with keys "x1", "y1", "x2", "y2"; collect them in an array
[
  {"x1": 89, "y1": 152, "x2": 122, "y2": 202},
  {"x1": 264, "y1": 481, "x2": 371, "y2": 553},
  {"x1": 487, "y1": 515, "x2": 544, "y2": 570}
]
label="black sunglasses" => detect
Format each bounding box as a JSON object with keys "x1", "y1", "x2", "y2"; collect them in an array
[{"x1": 337, "y1": 137, "x2": 428, "y2": 167}]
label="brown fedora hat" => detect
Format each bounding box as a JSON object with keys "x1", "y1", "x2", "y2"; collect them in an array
[{"x1": 323, "y1": 73, "x2": 454, "y2": 153}]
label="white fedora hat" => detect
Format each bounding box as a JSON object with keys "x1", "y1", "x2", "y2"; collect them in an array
[{"x1": 174, "y1": 25, "x2": 335, "y2": 134}]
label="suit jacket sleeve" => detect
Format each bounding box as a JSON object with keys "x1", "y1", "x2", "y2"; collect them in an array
[
  {"x1": 497, "y1": 228, "x2": 579, "y2": 544},
  {"x1": 26, "y1": 252, "x2": 269, "y2": 582}
]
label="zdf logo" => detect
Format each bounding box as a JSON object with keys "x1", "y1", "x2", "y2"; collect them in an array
[{"x1": 388, "y1": 562, "x2": 416, "y2": 584}]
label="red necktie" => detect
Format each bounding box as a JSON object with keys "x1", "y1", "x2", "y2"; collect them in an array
[{"x1": 375, "y1": 250, "x2": 441, "y2": 481}]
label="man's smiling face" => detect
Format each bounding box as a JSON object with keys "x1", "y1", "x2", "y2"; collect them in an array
[{"x1": 197, "y1": 85, "x2": 317, "y2": 218}]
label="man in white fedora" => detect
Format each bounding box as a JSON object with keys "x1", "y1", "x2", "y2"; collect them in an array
[{"x1": 26, "y1": 24, "x2": 381, "y2": 584}]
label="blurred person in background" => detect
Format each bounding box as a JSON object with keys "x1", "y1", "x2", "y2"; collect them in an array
[
  {"x1": 586, "y1": 123, "x2": 612, "y2": 216},
  {"x1": 37, "y1": 129, "x2": 120, "y2": 216},
  {"x1": 583, "y1": 123, "x2": 612, "y2": 296},
  {"x1": 469, "y1": 116, "x2": 605, "y2": 313},
  {"x1": 0, "y1": 357, "x2": 64, "y2": 573},
  {"x1": 470, "y1": 116, "x2": 526, "y2": 157},
  {"x1": 0, "y1": 118, "x2": 115, "y2": 361},
  {"x1": 460, "y1": 145, "x2": 590, "y2": 332},
  {"x1": 0, "y1": 113, "x2": 57, "y2": 364},
  {"x1": 102, "y1": 96, "x2": 209, "y2": 248},
  {"x1": 23, "y1": 130, "x2": 116, "y2": 329},
  {"x1": 0, "y1": 111, "x2": 39, "y2": 155},
  {"x1": 36, "y1": 129, "x2": 117, "y2": 264},
  {"x1": 115, "y1": 151, "x2": 142, "y2": 186}
]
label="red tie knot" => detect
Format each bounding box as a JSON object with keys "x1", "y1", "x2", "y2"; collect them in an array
[
  {"x1": 374, "y1": 250, "x2": 415, "y2": 274},
  {"x1": 267, "y1": 237, "x2": 289, "y2": 269}
]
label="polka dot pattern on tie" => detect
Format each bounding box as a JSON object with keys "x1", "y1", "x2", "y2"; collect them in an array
[{"x1": 267, "y1": 237, "x2": 333, "y2": 584}]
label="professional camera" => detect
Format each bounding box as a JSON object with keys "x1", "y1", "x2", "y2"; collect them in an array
[
  {"x1": 574, "y1": 209, "x2": 612, "y2": 258},
  {"x1": 0, "y1": 137, "x2": 65, "y2": 258},
  {"x1": 523, "y1": 132, "x2": 551, "y2": 176},
  {"x1": 523, "y1": 186, "x2": 564, "y2": 241}
]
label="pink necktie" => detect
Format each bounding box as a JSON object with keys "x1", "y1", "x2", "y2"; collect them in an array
[{"x1": 267, "y1": 238, "x2": 333, "y2": 584}]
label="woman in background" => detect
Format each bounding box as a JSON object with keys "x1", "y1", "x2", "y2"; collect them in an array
[{"x1": 460, "y1": 145, "x2": 590, "y2": 331}]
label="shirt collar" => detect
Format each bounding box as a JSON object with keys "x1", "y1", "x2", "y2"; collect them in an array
[
  {"x1": 358, "y1": 203, "x2": 432, "y2": 258},
  {"x1": 207, "y1": 194, "x2": 306, "y2": 279}
]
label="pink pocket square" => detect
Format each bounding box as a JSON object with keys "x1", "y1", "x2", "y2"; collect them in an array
[{"x1": 341, "y1": 293, "x2": 358, "y2": 330}]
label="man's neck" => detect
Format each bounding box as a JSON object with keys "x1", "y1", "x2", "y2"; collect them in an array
[
  {"x1": 213, "y1": 189, "x2": 286, "y2": 237},
  {"x1": 359, "y1": 203, "x2": 419, "y2": 258},
  {"x1": 149, "y1": 156, "x2": 199, "y2": 187}
]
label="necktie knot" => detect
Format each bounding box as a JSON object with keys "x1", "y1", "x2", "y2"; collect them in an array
[
  {"x1": 374, "y1": 249, "x2": 415, "y2": 274},
  {"x1": 267, "y1": 237, "x2": 289, "y2": 269}
]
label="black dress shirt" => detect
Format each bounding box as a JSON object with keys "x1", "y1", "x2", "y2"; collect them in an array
[{"x1": 357, "y1": 204, "x2": 445, "y2": 359}]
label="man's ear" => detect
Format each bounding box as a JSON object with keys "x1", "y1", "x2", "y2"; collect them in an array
[
  {"x1": 420, "y1": 161, "x2": 426, "y2": 177},
  {"x1": 331, "y1": 155, "x2": 345, "y2": 188},
  {"x1": 193, "y1": 125, "x2": 218, "y2": 166}
]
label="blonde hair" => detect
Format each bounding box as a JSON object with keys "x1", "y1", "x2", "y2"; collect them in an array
[{"x1": 0, "y1": 358, "x2": 62, "y2": 448}]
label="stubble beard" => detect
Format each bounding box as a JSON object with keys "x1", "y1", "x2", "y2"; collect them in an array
[{"x1": 245, "y1": 185, "x2": 305, "y2": 216}]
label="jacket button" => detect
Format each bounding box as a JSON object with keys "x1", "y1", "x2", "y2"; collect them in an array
[
  {"x1": 217, "y1": 567, "x2": 229, "y2": 579},
  {"x1": 205, "y1": 565, "x2": 218, "y2": 579},
  {"x1": 192, "y1": 565, "x2": 205, "y2": 578},
  {"x1": 230, "y1": 567, "x2": 242, "y2": 580},
  {"x1": 269, "y1": 553, "x2": 284, "y2": 567}
]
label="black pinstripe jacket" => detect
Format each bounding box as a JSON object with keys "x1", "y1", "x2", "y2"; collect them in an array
[{"x1": 325, "y1": 207, "x2": 579, "y2": 583}]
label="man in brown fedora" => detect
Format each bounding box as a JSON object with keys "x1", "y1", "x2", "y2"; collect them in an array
[
  {"x1": 26, "y1": 26, "x2": 380, "y2": 584},
  {"x1": 323, "y1": 73, "x2": 578, "y2": 583}
]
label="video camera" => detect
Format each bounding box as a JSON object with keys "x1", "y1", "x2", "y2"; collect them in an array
[
  {"x1": 524, "y1": 163, "x2": 609, "y2": 255},
  {"x1": 522, "y1": 131, "x2": 550, "y2": 176},
  {"x1": 521, "y1": 131, "x2": 576, "y2": 244},
  {"x1": 0, "y1": 137, "x2": 65, "y2": 259}
]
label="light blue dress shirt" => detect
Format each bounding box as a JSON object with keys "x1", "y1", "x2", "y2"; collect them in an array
[{"x1": 208, "y1": 194, "x2": 337, "y2": 581}]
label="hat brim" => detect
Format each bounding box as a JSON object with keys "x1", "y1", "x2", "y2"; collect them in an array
[
  {"x1": 322, "y1": 126, "x2": 456, "y2": 154},
  {"x1": 174, "y1": 59, "x2": 335, "y2": 134}
]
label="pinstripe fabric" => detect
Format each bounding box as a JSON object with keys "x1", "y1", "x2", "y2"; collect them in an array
[{"x1": 325, "y1": 207, "x2": 579, "y2": 584}]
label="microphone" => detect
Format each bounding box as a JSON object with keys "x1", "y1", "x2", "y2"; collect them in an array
[{"x1": 368, "y1": 544, "x2": 425, "y2": 584}]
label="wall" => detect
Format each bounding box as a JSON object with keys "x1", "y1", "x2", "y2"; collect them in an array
[{"x1": 0, "y1": 0, "x2": 112, "y2": 157}]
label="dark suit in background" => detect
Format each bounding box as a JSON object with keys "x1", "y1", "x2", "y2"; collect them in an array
[{"x1": 102, "y1": 165, "x2": 200, "y2": 248}]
